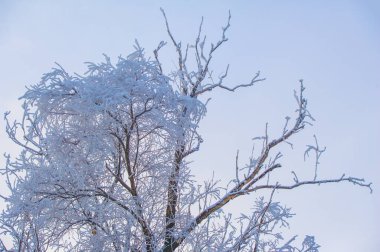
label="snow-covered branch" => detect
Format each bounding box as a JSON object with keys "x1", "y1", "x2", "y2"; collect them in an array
[{"x1": 0, "y1": 9, "x2": 370, "y2": 252}]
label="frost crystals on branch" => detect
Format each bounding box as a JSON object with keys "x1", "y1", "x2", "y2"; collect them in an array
[{"x1": 0, "y1": 10, "x2": 371, "y2": 252}]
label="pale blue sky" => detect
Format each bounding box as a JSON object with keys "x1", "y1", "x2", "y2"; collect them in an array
[{"x1": 0, "y1": 1, "x2": 379, "y2": 251}]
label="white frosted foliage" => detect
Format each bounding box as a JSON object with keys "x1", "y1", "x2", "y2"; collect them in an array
[{"x1": 0, "y1": 10, "x2": 371, "y2": 252}]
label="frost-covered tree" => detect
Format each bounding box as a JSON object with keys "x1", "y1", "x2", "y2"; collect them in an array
[{"x1": 0, "y1": 10, "x2": 371, "y2": 252}]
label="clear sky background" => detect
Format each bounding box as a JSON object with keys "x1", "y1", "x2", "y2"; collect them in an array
[{"x1": 0, "y1": 1, "x2": 379, "y2": 251}]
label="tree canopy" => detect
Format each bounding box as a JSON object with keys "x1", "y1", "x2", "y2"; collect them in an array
[{"x1": 0, "y1": 9, "x2": 371, "y2": 252}]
